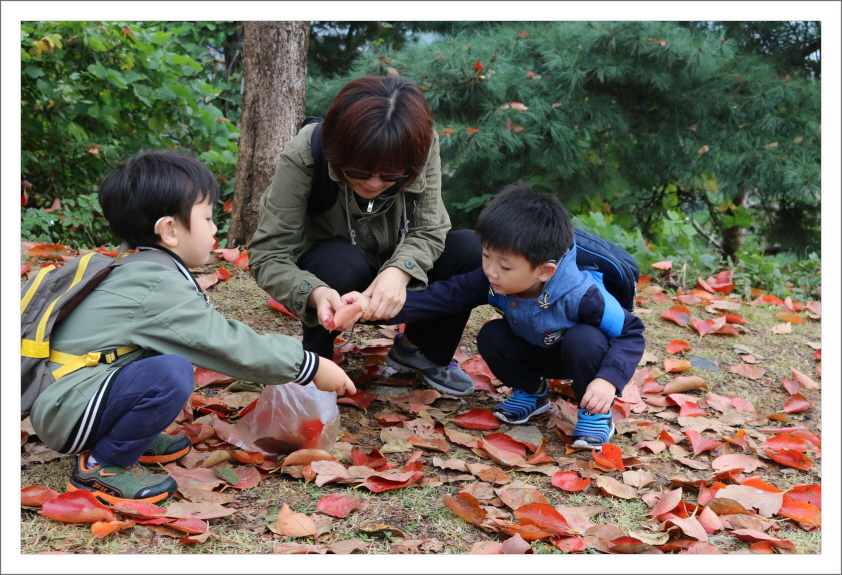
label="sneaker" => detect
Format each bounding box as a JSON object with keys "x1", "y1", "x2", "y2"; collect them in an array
[
  {"x1": 137, "y1": 433, "x2": 191, "y2": 464},
  {"x1": 67, "y1": 452, "x2": 177, "y2": 505},
  {"x1": 571, "y1": 408, "x2": 616, "y2": 450},
  {"x1": 492, "y1": 381, "x2": 551, "y2": 424},
  {"x1": 386, "y1": 333, "x2": 474, "y2": 396}
]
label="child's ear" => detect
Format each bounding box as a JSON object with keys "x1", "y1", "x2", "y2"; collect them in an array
[
  {"x1": 537, "y1": 261, "x2": 557, "y2": 282},
  {"x1": 156, "y1": 217, "x2": 178, "y2": 249}
]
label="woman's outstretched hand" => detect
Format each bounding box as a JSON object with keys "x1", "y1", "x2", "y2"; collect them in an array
[
  {"x1": 362, "y1": 267, "x2": 411, "y2": 321},
  {"x1": 309, "y1": 286, "x2": 343, "y2": 331}
]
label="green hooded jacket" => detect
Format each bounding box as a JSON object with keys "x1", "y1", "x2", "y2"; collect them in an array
[{"x1": 248, "y1": 123, "x2": 450, "y2": 327}]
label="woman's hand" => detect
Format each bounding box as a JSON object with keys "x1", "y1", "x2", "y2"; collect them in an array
[
  {"x1": 309, "y1": 286, "x2": 343, "y2": 331},
  {"x1": 362, "y1": 267, "x2": 411, "y2": 321},
  {"x1": 312, "y1": 357, "x2": 357, "y2": 396}
]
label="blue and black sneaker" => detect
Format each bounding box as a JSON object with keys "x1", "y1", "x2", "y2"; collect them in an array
[
  {"x1": 492, "y1": 380, "x2": 551, "y2": 425},
  {"x1": 571, "y1": 408, "x2": 616, "y2": 450}
]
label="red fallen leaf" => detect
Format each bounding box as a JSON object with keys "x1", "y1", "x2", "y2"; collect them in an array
[
  {"x1": 482, "y1": 433, "x2": 528, "y2": 457},
  {"x1": 805, "y1": 301, "x2": 821, "y2": 320},
  {"x1": 778, "y1": 497, "x2": 821, "y2": 526},
  {"x1": 265, "y1": 298, "x2": 299, "y2": 320},
  {"x1": 662, "y1": 305, "x2": 691, "y2": 327},
  {"x1": 637, "y1": 275, "x2": 651, "y2": 290},
  {"x1": 790, "y1": 368, "x2": 819, "y2": 390},
  {"x1": 667, "y1": 340, "x2": 692, "y2": 354},
  {"x1": 551, "y1": 471, "x2": 590, "y2": 492},
  {"x1": 664, "y1": 516, "x2": 708, "y2": 541},
  {"x1": 351, "y1": 447, "x2": 389, "y2": 471},
  {"x1": 691, "y1": 316, "x2": 726, "y2": 336},
  {"x1": 316, "y1": 494, "x2": 371, "y2": 518},
  {"x1": 715, "y1": 323, "x2": 740, "y2": 335},
  {"x1": 452, "y1": 408, "x2": 500, "y2": 430},
  {"x1": 299, "y1": 418, "x2": 326, "y2": 449},
  {"x1": 652, "y1": 292, "x2": 671, "y2": 304},
  {"x1": 173, "y1": 423, "x2": 215, "y2": 444},
  {"x1": 674, "y1": 294, "x2": 706, "y2": 306},
  {"x1": 813, "y1": 348, "x2": 821, "y2": 360},
  {"x1": 336, "y1": 388, "x2": 375, "y2": 410},
  {"x1": 774, "y1": 312, "x2": 805, "y2": 324},
  {"x1": 479, "y1": 439, "x2": 528, "y2": 467},
  {"x1": 552, "y1": 536, "x2": 588, "y2": 553},
  {"x1": 697, "y1": 483, "x2": 723, "y2": 507},
  {"x1": 648, "y1": 488, "x2": 683, "y2": 518},
  {"x1": 21, "y1": 261, "x2": 33, "y2": 276},
  {"x1": 21, "y1": 485, "x2": 60, "y2": 507},
  {"x1": 231, "y1": 450, "x2": 264, "y2": 465},
  {"x1": 685, "y1": 430, "x2": 721, "y2": 455},
  {"x1": 362, "y1": 471, "x2": 424, "y2": 492},
  {"x1": 762, "y1": 433, "x2": 809, "y2": 452},
  {"x1": 222, "y1": 198, "x2": 233, "y2": 212},
  {"x1": 514, "y1": 503, "x2": 574, "y2": 536},
  {"x1": 164, "y1": 463, "x2": 226, "y2": 491},
  {"x1": 679, "y1": 402, "x2": 706, "y2": 417},
  {"x1": 641, "y1": 378, "x2": 665, "y2": 394},
  {"x1": 526, "y1": 439, "x2": 555, "y2": 464},
  {"x1": 28, "y1": 243, "x2": 69, "y2": 260},
  {"x1": 444, "y1": 492, "x2": 487, "y2": 526},
  {"x1": 781, "y1": 377, "x2": 801, "y2": 394},
  {"x1": 168, "y1": 517, "x2": 209, "y2": 534},
  {"x1": 783, "y1": 393, "x2": 811, "y2": 413},
  {"x1": 730, "y1": 529, "x2": 795, "y2": 549},
  {"x1": 91, "y1": 519, "x2": 136, "y2": 538},
  {"x1": 651, "y1": 260, "x2": 673, "y2": 270},
  {"x1": 664, "y1": 359, "x2": 691, "y2": 373},
  {"x1": 234, "y1": 251, "x2": 249, "y2": 270},
  {"x1": 194, "y1": 367, "x2": 236, "y2": 387},
  {"x1": 229, "y1": 465, "x2": 262, "y2": 489},
  {"x1": 473, "y1": 60, "x2": 483, "y2": 72},
  {"x1": 214, "y1": 267, "x2": 232, "y2": 281},
  {"x1": 786, "y1": 485, "x2": 820, "y2": 509},
  {"x1": 111, "y1": 500, "x2": 167, "y2": 518},
  {"x1": 274, "y1": 504, "x2": 317, "y2": 538},
  {"x1": 196, "y1": 273, "x2": 219, "y2": 290},
  {"x1": 39, "y1": 490, "x2": 115, "y2": 523},
  {"x1": 461, "y1": 355, "x2": 496, "y2": 379},
  {"x1": 592, "y1": 444, "x2": 624, "y2": 471},
  {"x1": 766, "y1": 449, "x2": 813, "y2": 471}
]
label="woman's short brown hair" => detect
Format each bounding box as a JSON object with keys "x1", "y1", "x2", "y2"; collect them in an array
[{"x1": 321, "y1": 76, "x2": 434, "y2": 189}]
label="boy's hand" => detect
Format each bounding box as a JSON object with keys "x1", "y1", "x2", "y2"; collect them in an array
[
  {"x1": 362, "y1": 267, "x2": 410, "y2": 321},
  {"x1": 310, "y1": 286, "x2": 342, "y2": 332},
  {"x1": 580, "y1": 378, "x2": 616, "y2": 415},
  {"x1": 333, "y1": 292, "x2": 372, "y2": 331},
  {"x1": 312, "y1": 357, "x2": 357, "y2": 396}
]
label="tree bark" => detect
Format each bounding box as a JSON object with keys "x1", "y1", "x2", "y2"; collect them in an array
[
  {"x1": 228, "y1": 21, "x2": 309, "y2": 248},
  {"x1": 720, "y1": 188, "x2": 748, "y2": 265}
]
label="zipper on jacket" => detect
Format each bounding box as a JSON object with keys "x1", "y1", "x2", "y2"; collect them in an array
[{"x1": 367, "y1": 199, "x2": 374, "y2": 213}]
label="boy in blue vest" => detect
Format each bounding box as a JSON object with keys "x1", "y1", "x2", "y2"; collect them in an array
[{"x1": 336, "y1": 181, "x2": 645, "y2": 449}]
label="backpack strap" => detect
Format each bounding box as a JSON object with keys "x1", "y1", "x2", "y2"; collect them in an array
[{"x1": 303, "y1": 117, "x2": 340, "y2": 216}]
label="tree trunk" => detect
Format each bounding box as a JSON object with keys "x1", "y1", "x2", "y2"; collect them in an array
[
  {"x1": 720, "y1": 188, "x2": 748, "y2": 265},
  {"x1": 228, "y1": 21, "x2": 309, "y2": 248}
]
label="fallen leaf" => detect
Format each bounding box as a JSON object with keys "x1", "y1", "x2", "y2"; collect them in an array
[
  {"x1": 592, "y1": 444, "x2": 625, "y2": 471},
  {"x1": 316, "y1": 494, "x2": 370, "y2": 518},
  {"x1": 163, "y1": 501, "x2": 235, "y2": 520},
  {"x1": 765, "y1": 449, "x2": 813, "y2": 471},
  {"x1": 496, "y1": 484, "x2": 549, "y2": 509},
  {"x1": 662, "y1": 305, "x2": 691, "y2": 327},
  {"x1": 667, "y1": 340, "x2": 692, "y2": 354},
  {"x1": 790, "y1": 368, "x2": 819, "y2": 390},
  {"x1": 551, "y1": 471, "x2": 590, "y2": 492},
  {"x1": 663, "y1": 376, "x2": 707, "y2": 395},
  {"x1": 711, "y1": 453, "x2": 763, "y2": 473},
  {"x1": 770, "y1": 322, "x2": 792, "y2": 334},
  {"x1": 39, "y1": 491, "x2": 115, "y2": 523},
  {"x1": 774, "y1": 312, "x2": 805, "y2": 324},
  {"x1": 715, "y1": 485, "x2": 783, "y2": 517},
  {"x1": 685, "y1": 430, "x2": 721, "y2": 455},
  {"x1": 785, "y1": 484, "x2": 820, "y2": 509},
  {"x1": 595, "y1": 476, "x2": 637, "y2": 499},
  {"x1": 648, "y1": 488, "x2": 683, "y2": 517},
  {"x1": 664, "y1": 516, "x2": 707, "y2": 541},
  {"x1": 514, "y1": 503, "x2": 574, "y2": 536},
  {"x1": 267, "y1": 298, "x2": 299, "y2": 319},
  {"x1": 664, "y1": 359, "x2": 692, "y2": 373},
  {"x1": 651, "y1": 261, "x2": 673, "y2": 271},
  {"x1": 273, "y1": 504, "x2": 317, "y2": 538},
  {"x1": 729, "y1": 364, "x2": 765, "y2": 380},
  {"x1": 783, "y1": 393, "x2": 811, "y2": 413},
  {"x1": 91, "y1": 519, "x2": 136, "y2": 538},
  {"x1": 21, "y1": 485, "x2": 60, "y2": 507},
  {"x1": 452, "y1": 409, "x2": 500, "y2": 430},
  {"x1": 778, "y1": 497, "x2": 820, "y2": 527}
]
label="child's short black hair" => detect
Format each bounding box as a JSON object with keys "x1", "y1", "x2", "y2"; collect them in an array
[
  {"x1": 98, "y1": 150, "x2": 219, "y2": 247},
  {"x1": 475, "y1": 180, "x2": 574, "y2": 268}
]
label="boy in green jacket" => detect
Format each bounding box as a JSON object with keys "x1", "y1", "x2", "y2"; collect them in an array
[{"x1": 29, "y1": 150, "x2": 355, "y2": 505}]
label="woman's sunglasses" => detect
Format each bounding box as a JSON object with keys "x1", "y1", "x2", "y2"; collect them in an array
[{"x1": 342, "y1": 169, "x2": 410, "y2": 183}]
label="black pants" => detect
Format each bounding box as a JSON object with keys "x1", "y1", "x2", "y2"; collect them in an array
[
  {"x1": 297, "y1": 229, "x2": 483, "y2": 365},
  {"x1": 477, "y1": 318, "x2": 611, "y2": 403}
]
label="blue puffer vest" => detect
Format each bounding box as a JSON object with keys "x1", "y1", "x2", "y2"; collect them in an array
[{"x1": 486, "y1": 244, "x2": 625, "y2": 347}]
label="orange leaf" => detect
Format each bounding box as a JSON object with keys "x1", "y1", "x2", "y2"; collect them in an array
[
  {"x1": 790, "y1": 368, "x2": 819, "y2": 390},
  {"x1": 274, "y1": 504, "x2": 317, "y2": 538},
  {"x1": 21, "y1": 485, "x2": 60, "y2": 507},
  {"x1": 666, "y1": 340, "x2": 692, "y2": 354},
  {"x1": 679, "y1": 401, "x2": 706, "y2": 417},
  {"x1": 663, "y1": 376, "x2": 707, "y2": 395},
  {"x1": 231, "y1": 450, "x2": 264, "y2": 465},
  {"x1": 740, "y1": 478, "x2": 783, "y2": 493},
  {"x1": 466, "y1": 127, "x2": 480, "y2": 134},
  {"x1": 316, "y1": 494, "x2": 371, "y2": 518},
  {"x1": 168, "y1": 517, "x2": 208, "y2": 534},
  {"x1": 214, "y1": 267, "x2": 232, "y2": 280},
  {"x1": 691, "y1": 316, "x2": 726, "y2": 336},
  {"x1": 711, "y1": 453, "x2": 762, "y2": 472},
  {"x1": 452, "y1": 408, "x2": 500, "y2": 430},
  {"x1": 111, "y1": 500, "x2": 168, "y2": 519},
  {"x1": 774, "y1": 312, "x2": 805, "y2": 324},
  {"x1": 327, "y1": 302, "x2": 364, "y2": 331},
  {"x1": 214, "y1": 248, "x2": 240, "y2": 263},
  {"x1": 39, "y1": 490, "x2": 115, "y2": 523},
  {"x1": 194, "y1": 367, "x2": 236, "y2": 387},
  {"x1": 28, "y1": 243, "x2": 69, "y2": 260},
  {"x1": 729, "y1": 363, "x2": 765, "y2": 380},
  {"x1": 234, "y1": 251, "x2": 250, "y2": 270},
  {"x1": 650, "y1": 260, "x2": 673, "y2": 270},
  {"x1": 778, "y1": 497, "x2": 821, "y2": 526},
  {"x1": 551, "y1": 471, "x2": 590, "y2": 492},
  {"x1": 592, "y1": 444, "x2": 624, "y2": 471},
  {"x1": 783, "y1": 393, "x2": 811, "y2": 413},
  {"x1": 91, "y1": 519, "x2": 136, "y2": 538},
  {"x1": 637, "y1": 274, "x2": 651, "y2": 290},
  {"x1": 267, "y1": 298, "x2": 299, "y2": 319},
  {"x1": 473, "y1": 60, "x2": 483, "y2": 72},
  {"x1": 786, "y1": 484, "x2": 820, "y2": 509},
  {"x1": 647, "y1": 487, "x2": 682, "y2": 517},
  {"x1": 685, "y1": 430, "x2": 721, "y2": 455},
  {"x1": 222, "y1": 198, "x2": 233, "y2": 212},
  {"x1": 765, "y1": 449, "x2": 813, "y2": 471},
  {"x1": 514, "y1": 503, "x2": 574, "y2": 536},
  {"x1": 661, "y1": 305, "x2": 691, "y2": 327},
  {"x1": 439, "y1": 128, "x2": 455, "y2": 135},
  {"x1": 664, "y1": 359, "x2": 691, "y2": 373}
]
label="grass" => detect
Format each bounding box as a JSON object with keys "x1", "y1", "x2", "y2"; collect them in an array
[{"x1": 19, "y1": 262, "x2": 823, "y2": 556}]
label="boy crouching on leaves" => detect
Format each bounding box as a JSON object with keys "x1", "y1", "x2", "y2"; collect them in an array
[
  {"x1": 338, "y1": 181, "x2": 644, "y2": 450},
  {"x1": 29, "y1": 150, "x2": 355, "y2": 505}
]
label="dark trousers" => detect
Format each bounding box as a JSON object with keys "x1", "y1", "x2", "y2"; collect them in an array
[
  {"x1": 89, "y1": 355, "x2": 194, "y2": 467},
  {"x1": 477, "y1": 319, "x2": 611, "y2": 403},
  {"x1": 297, "y1": 229, "x2": 483, "y2": 365}
]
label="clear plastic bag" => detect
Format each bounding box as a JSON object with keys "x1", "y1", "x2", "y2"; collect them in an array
[{"x1": 223, "y1": 383, "x2": 340, "y2": 456}]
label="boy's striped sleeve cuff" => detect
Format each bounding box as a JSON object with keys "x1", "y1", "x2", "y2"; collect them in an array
[{"x1": 292, "y1": 351, "x2": 319, "y2": 385}]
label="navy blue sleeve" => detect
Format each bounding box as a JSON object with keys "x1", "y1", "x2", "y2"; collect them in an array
[
  {"x1": 389, "y1": 267, "x2": 489, "y2": 324},
  {"x1": 578, "y1": 285, "x2": 646, "y2": 394}
]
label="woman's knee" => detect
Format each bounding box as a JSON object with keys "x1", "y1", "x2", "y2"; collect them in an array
[{"x1": 298, "y1": 239, "x2": 375, "y2": 293}]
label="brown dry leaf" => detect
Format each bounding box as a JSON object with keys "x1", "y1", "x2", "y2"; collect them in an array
[
  {"x1": 282, "y1": 449, "x2": 337, "y2": 467},
  {"x1": 729, "y1": 364, "x2": 765, "y2": 380},
  {"x1": 433, "y1": 457, "x2": 469, "y2": 472},
  {"x1": 714, "y1": 485, "x2": 784, "y2": 517},
  {"x1": 176, "y1": 486, "x2": 235, "y2": 505},
  {"x1": 665, "y1": 516, "x2": 708, "y2": 541},
  {"x1": 495, "y1": 483, "x2": 549, "y2": 509},
  {"x1": 622, "y1": 470, "x2": 658, "y2": 488},
  {"x1": 595, "y1": 475, "x2": 638, "y2": 499},
  {"x1": 771, "y1": 322, "x2": 792, "y2": 334},
  {"x1": 273, "y1": 504, "x2": 317, "y2": 538},
  {"x1": 199, "y1": 450, "x2": 232, "y2": 468},
  {"x1": 663, "y1": 376, "x2": 707, "y2": 395},
  {"x1": 163, "y1": 501, "x2": 235, "y2": 520},
  {"x1": 791, "y1": 368, "x2": 820, "y2": 390},
  {"x1": 326, "y1": 538, "x2": 369, "y2": 554},
  {"x1": 674, "y1": 457, "x2": 710, "y2": 470},
  {"x1": 272, "y1": 542, "x2": 323, "y2": 554},
  {"x1": 711, "y1": 453, "x2": 763, "y2": 473}
]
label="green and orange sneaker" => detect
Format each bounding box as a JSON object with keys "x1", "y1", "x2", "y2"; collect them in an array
[
  {"x1": 137, "y1": 433, "x2": 191, "y2": 464},
  {"x1": 67, "y1": 452, "x2": 177, "y2": 505}
]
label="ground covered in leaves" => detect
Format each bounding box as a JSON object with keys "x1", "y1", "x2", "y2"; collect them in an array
[{"x1": 20, "y1": 246, "x2": 823, "y2": 555}]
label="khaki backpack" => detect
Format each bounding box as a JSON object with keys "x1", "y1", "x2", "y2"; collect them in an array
[{"x1": 20, "y1": 249, "x2": 176, "y2": 417}]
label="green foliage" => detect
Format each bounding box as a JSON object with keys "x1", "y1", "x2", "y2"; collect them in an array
[{"x1": 20, "y1": 21, "x2": 240, "y2": 247}]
